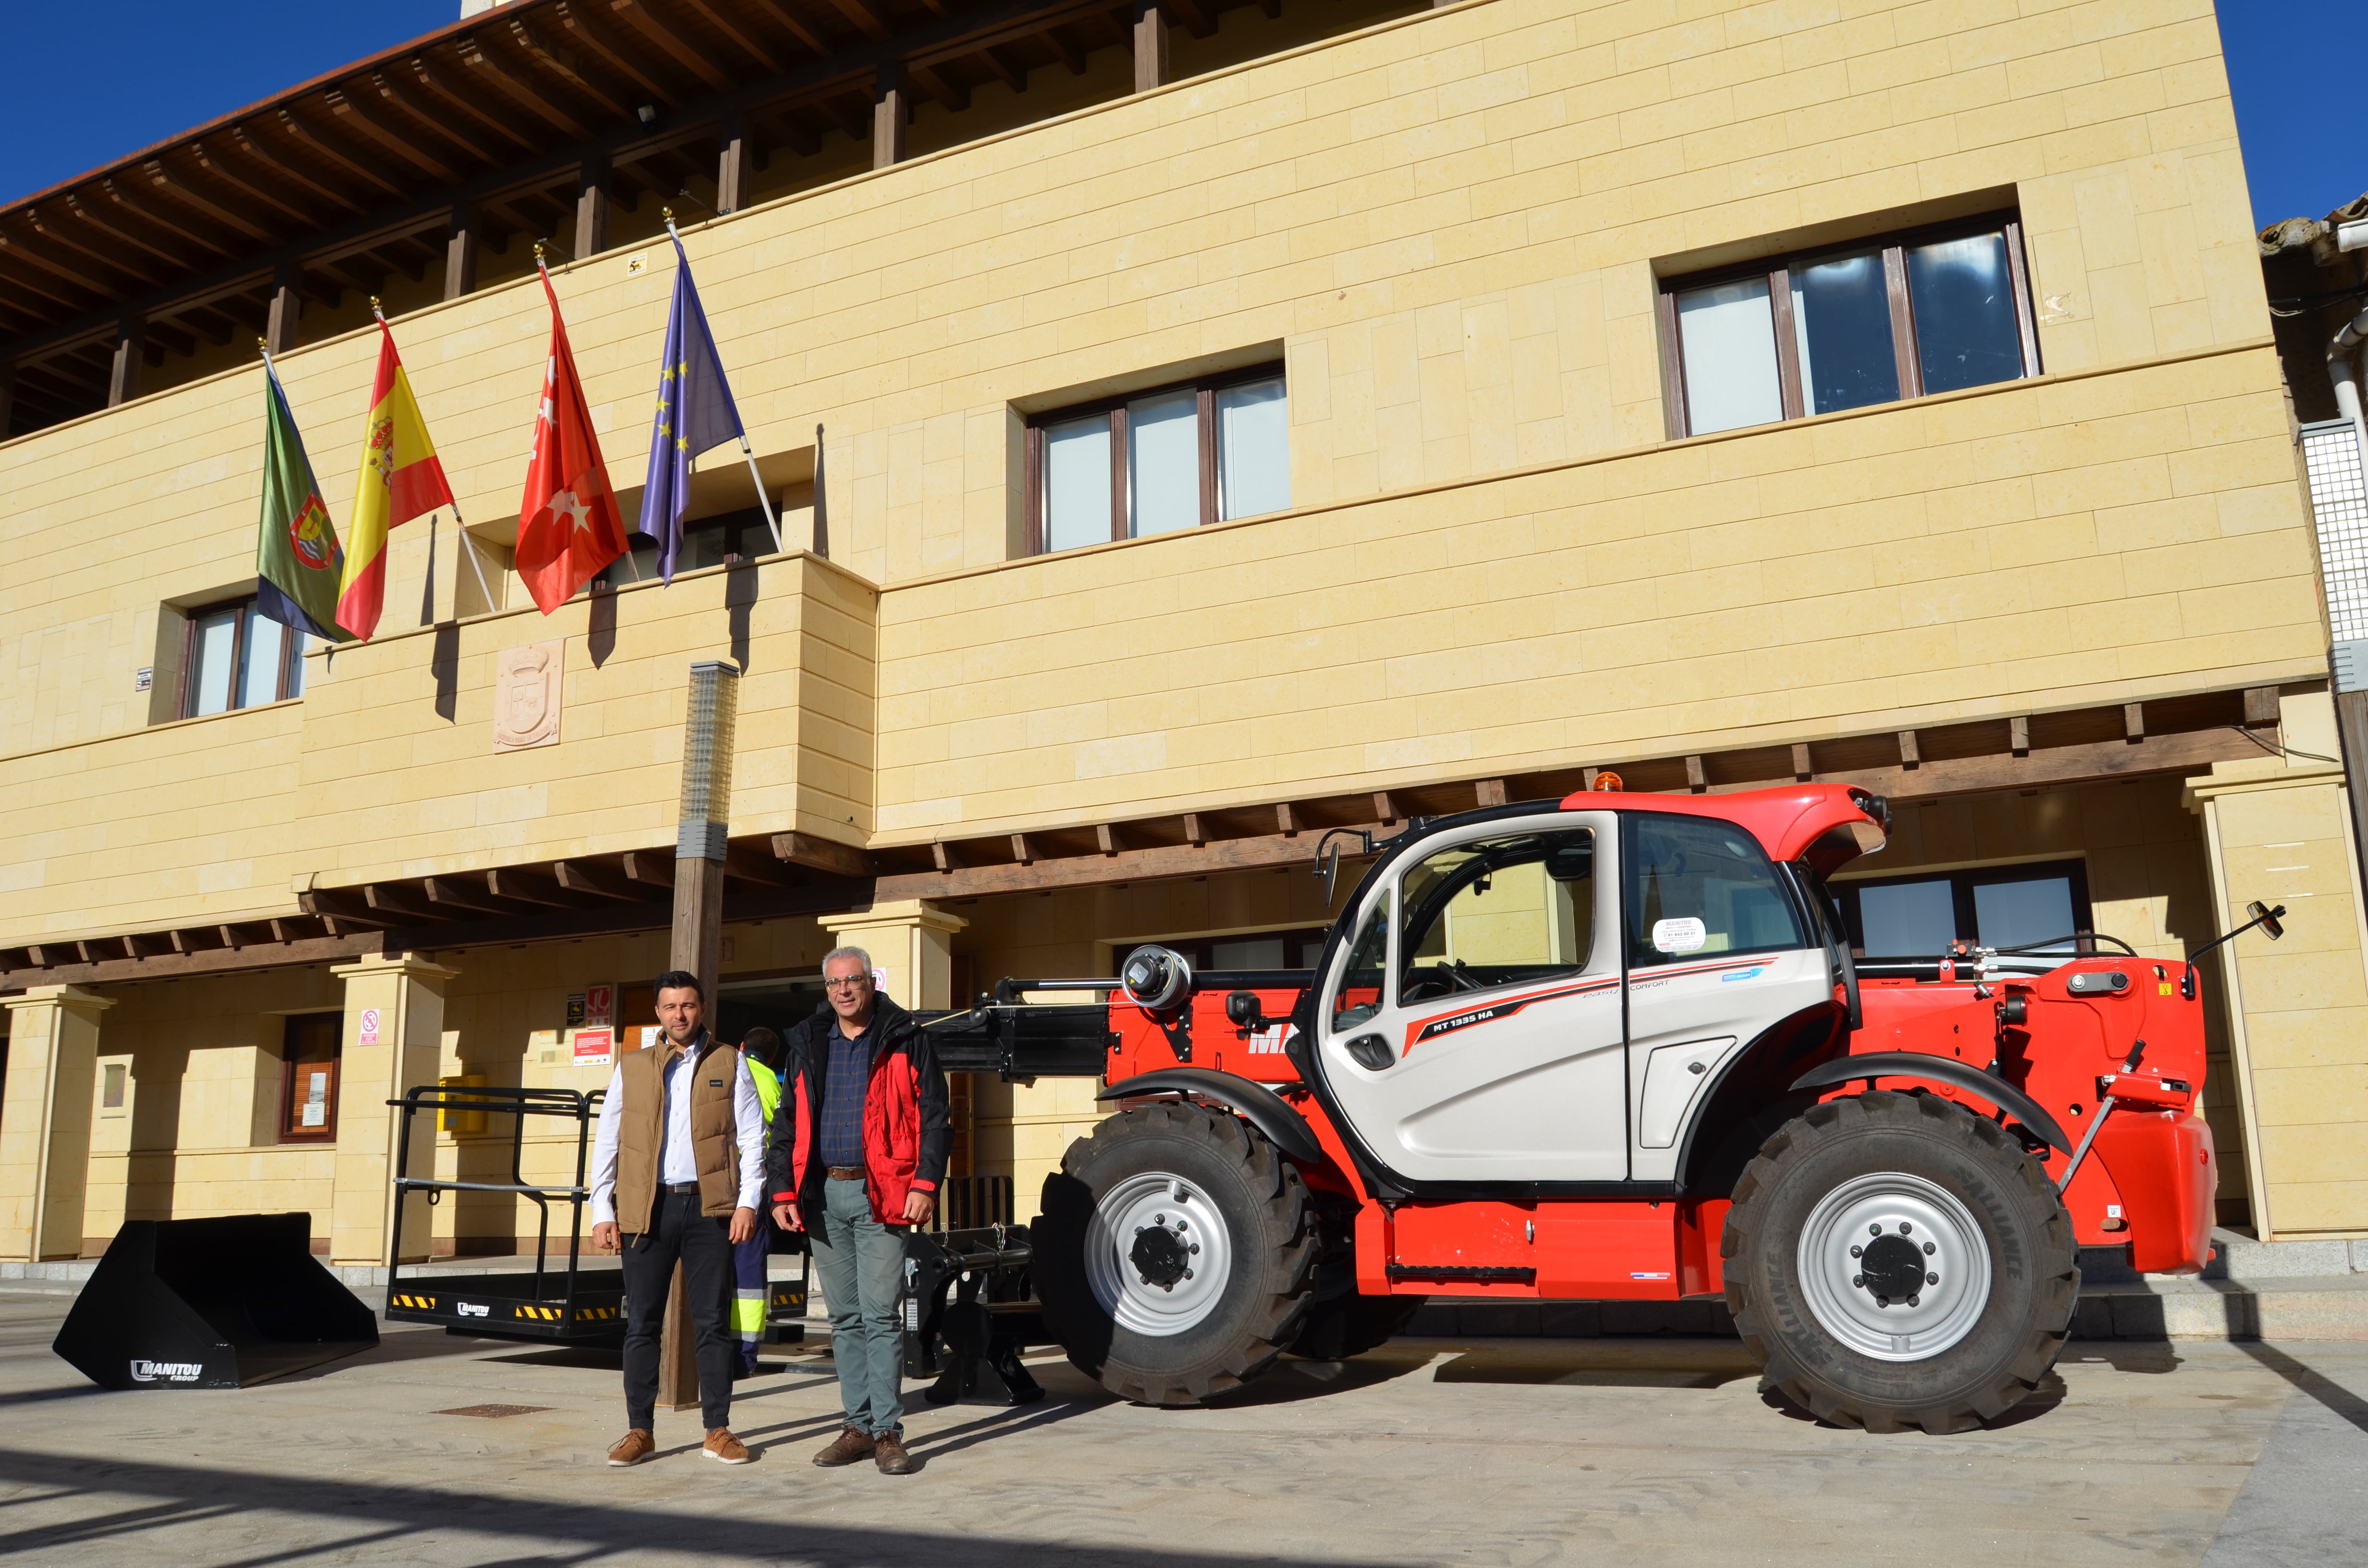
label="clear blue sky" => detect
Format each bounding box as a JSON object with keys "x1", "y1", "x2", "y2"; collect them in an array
[{"x1": 0, "y1": 0, "x2": 2361, "y2": 225}]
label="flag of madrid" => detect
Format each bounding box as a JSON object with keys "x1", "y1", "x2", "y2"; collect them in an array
[{"x1": 516, "y1": 266, "x2": 627, "y2": 614}]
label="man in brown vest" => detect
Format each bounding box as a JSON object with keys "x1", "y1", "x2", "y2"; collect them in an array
[{"x1": 590, "y1": 970, "x2": 765, "y2": 1465}]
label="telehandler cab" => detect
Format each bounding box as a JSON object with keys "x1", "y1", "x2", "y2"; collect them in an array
[{"x1": 922, "y1": 782, "x2": 2256, "y2": 1433}]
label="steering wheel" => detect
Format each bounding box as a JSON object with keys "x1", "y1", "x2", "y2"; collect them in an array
[{"x1": 1401, "y1": 962, "x2": 1485, "y2": 1002}]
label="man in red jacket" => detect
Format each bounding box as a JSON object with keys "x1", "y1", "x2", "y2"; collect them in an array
[{"x1": 767, "y1": 946, "x2": 950, "y2": 1475}]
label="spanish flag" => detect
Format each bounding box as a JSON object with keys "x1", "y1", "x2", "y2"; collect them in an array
[{"x1": 336, "y1": 318, "x2": 454, "y2": 639}]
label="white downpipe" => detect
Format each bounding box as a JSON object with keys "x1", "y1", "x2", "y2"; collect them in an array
[{"x1": 2332, "y1": 303, "x2": 2368, "y2": 487}]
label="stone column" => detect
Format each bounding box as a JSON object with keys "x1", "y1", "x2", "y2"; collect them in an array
[
  {"x1": 817, "y1": 900, "x2": 967, "y2": 1010},
  {"x1": 2185, "y1": 690, "x2": 2368, "y2": 1240},
  {"x1": 0, "y1": 986, "x2": 116, "y2": 1262},
  {"x1": 328, "y1": 955, "x2": 458, "y2": 1266}
]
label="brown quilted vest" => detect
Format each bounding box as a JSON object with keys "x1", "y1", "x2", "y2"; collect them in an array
[{"x1": 614, "y1": 1033, "x2": 743, "y2": 1232}]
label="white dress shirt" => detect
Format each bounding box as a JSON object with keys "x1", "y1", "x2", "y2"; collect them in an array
[{"x1": 589, "y1": 1035, "x2": 765, "y2": 1226}]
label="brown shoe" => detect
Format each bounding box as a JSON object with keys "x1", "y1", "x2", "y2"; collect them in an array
[
  {"x1": 874, "y1": 1430, "x2": 915, "y2": 1475},
  {"x1": 606, "y1": 1429, "x2": 655, "y2": 1467},
  {"x1": 813, "y1": 1425, "x2": 876, "y2": 1467},
  {"x1": 703, "y1": 1428, "x2": 752, "y2": 1465}
]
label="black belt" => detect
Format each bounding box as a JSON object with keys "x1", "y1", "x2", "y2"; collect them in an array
[{"x1": 662, "y1": 1182, "x2": 703, "y2": 1195}]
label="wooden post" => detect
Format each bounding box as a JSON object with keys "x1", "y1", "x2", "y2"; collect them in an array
[
  {"x1": 656, "y1": 660, "x2": 739, "y2": 1413},
  {"x1": 266, "y1": 262, "x2": 301, "y2": 355},
  {"x1": 107, "y1": 317, "x2": 144, "y2": 406},
  {"x1": 1133, "y1": 0, "x2": 1169, "y2": 91},
  {"x1": 577, "y1": 153, "x2": 612, "y2": 259},
  {"x1": 444, "y1": 203, "x2": 479, "y2": 300},
  {"x1": 873, "y1": 64, "x2": 907, "y2": 169},
  {"x1": 717, "y1": 113, "x2": 752, "y2": 214}
]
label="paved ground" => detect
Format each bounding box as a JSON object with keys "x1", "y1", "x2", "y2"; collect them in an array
[{"x1": 1, "y1": 1291, "x2": 2362, "y2": 1567}]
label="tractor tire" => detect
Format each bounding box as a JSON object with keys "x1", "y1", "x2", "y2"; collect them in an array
[
  {"x1": 1036, "y1": 1102, "x2": 1316, "y2": 1405},
  {"x1": 1723, "y1": 1090, "x2": 2078, "y2": 1435},
  {"x1": 1286, "y1": 1194, "x2": 1422, "y2": 1360}
]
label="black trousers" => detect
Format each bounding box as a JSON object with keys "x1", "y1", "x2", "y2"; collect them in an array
[{"x1": 621, "y1": 1189, "x2": 738, "y2": 1431}]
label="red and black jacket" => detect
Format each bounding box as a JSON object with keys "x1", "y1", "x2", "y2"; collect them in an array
[{"x1": 765, "y1": 995, "x2": 950, "y2": 1228}]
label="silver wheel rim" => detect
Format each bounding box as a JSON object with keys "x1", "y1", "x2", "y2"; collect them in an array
[
  {"x1": 1796, "y1": 1171, "x2": 1993, "y2": 1362},
  {"x1": 1085, "y1": 1172, "x2": 1234, "y2": 1337}
]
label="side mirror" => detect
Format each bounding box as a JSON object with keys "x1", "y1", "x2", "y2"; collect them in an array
[
  {"x1": 1318, "y1": 840, "x2": 1342, "y2": 906},
  {"x1": 1225, "y1": 991, "x2": 1267, "y2": 1031},
  {"x1": 2248, "y1": 899, "x2": 2285, "y2": 941}
]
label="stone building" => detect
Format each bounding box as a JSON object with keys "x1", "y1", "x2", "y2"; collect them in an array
[{"x1": 3, "y1": 0, "x2": 2362, "y2": 1264}]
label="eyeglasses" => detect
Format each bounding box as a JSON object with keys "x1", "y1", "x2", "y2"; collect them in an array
[{"x1": 824, "y1": 976, "x2": 870, "y2": 992}]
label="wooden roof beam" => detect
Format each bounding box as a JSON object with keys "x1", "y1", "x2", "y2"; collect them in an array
[
  {"x1": 1037, "y1": 24, "x2": 1088, "y2": 72},
  {"x1": 460, "y1": 40, "x2": 595, "y2": 139},
  {"x1": 612, "y1": 0, "x2": 735, "y2": 92},
  {"x1": 555, "y1": 1, "x2": 686, "y2": 105},
  {"x1": 366, "y1": 70, "x2": 500, "y2": 166},
  {"x1": 140, "y1": 162, "x2": 279, "y2": 244},
  {"x1": 679, "y1": 0, "x2": 789, "y2": 74},
  {"x1": 326, "y1": 90, "x2": 461, "y2": 184},
  {"x1": 743, "y1": 0, "x2": 834, "y2": 59},
  {"x1": 507, "y1": 16, "x2": 639, "y2": 118},
  {"x1": 89, "y1": 184, "x2": 233, "y2": 265},
  {"x1": 910, "y1": 62, "x2": 968, "y2": 112},
  {"x1": 404, "y1": 56, "x2": 543, "y2": 155},
  {"x1": 774, "y1": 831, "x2": 874, "y2": 878},
  {"x1": 26, "y1": 209, "x2": 160, "y2": 287},
  {"x1": 825, "y1": 0, "x2": 894, "y2": 42},
  {"x1": 275, "y1": 109, "x2": 410, "y2": 200},
  {"x1": 232, "y1": 124, "x2": 368, "y2": 215}
]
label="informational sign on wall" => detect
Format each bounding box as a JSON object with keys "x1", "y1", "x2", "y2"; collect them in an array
[
  {"x1": 302, "y1": 1069, "x2": 330, "y2": 1127},
  {"x1": 572, "y1": 1028, "x2": 614, "y2": 1067},
  {"x1": 584, "y1": 983, "x2": 614, "y2": 1029},
  {"x1": 565, "y1": 993, "x2": 586, "y2": 1029},
  {"x1": 358, "y1": 1007, "x2": 381, "y2": 1047}
]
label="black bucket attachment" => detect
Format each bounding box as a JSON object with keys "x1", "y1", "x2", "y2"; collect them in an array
[{"x1": 53, "y1": 1213, "x2": 378, "y2": 1390}]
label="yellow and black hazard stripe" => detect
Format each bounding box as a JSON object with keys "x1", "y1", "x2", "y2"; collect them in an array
[{"x1": 389, "y1": 1293, "x2": 437, "y2": 1311}]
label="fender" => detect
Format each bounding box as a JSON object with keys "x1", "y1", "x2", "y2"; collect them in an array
[
  {"x1": 1098, "y1": 1068, "x2": 1329, "y2": 1169},
  {"x1": 1789, "y1": 1052, "x2": 2072, "y2": 1154}
]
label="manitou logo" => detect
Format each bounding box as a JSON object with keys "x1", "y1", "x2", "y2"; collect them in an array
[
  {"x1": 456, "y1": 1301, "x2": 490, "y2": 1317},
  {"x1": 128, "y1": 1360, "x2": 202, "y2": 1383}
]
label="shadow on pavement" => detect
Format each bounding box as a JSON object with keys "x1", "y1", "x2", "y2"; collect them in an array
[
  {"x1": 2232, "y1": 1341, "x2": 2368, "y2": 1436},
  {"x1": 0, "y1": 1446, "x2": 1426, "y2": 1567}
]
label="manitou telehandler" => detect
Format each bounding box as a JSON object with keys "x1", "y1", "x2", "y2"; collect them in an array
[{"x1": 927, "y1": 783, "x2": 2269, "y2": 1432}]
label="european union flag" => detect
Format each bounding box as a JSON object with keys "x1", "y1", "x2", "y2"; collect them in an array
[{"x1": 638, "y1": 233, "x2": 750, "y2": 583}]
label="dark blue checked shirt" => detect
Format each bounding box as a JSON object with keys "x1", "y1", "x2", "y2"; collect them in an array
[{"x1": 818, "y1": 1021, "x2": 872, "y2": 1170}]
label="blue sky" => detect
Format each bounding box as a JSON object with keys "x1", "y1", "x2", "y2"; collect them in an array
[{"x1": 0, "y1": 0, "x2": 2361, "y2": 226}]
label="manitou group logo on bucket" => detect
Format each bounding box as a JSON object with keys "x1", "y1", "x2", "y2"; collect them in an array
[{"x1": 129, "y1": 1360, "x2": 203, "y2": 1383}]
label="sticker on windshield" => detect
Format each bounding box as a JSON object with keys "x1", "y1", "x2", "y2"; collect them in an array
[{"x1": 1652, "y1": 917, "x2": 1707, "y2": 954}]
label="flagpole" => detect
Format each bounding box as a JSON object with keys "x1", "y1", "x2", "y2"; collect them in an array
[{"x1": 666, "y1": 211, "x2": 785, "y2": 557}]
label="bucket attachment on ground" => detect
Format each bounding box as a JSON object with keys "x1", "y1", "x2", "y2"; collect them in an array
[{"x1": 53, "y1": 1213, "x2": 377, "y2": 1390}]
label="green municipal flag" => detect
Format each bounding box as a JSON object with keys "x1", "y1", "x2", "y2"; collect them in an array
[{"x1": 255, "y1": 360, "x2": 353, "y2": 643}]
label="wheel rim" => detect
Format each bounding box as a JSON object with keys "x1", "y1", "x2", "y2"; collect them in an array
[
  {"x1": 1795, "y1": 1171, "x2": 1993, "y2": 1362},
  {"x1": 1085, "y1": 1172, "x2": 1235, "y2": 1337}
]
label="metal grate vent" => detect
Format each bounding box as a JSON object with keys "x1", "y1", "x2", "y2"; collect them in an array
[{"x1": 2301, "y1": 420, "x2": 2368, "y2": 653}]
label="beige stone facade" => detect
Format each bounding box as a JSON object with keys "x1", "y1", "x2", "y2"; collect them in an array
[{"x1": 3, "y1": 0, "x2": 2361, "y2": 1259}]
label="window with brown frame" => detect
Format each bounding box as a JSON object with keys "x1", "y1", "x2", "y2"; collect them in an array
[
  {"x1": 1656, "y1": 212, "x2": 2040, "y2": 440},
  {"x1": 180, "y1": 594, "x2": 308, "y2": 718},
  {"x1": 1024, "y1": 363, "x2": 1290, "y2": 554},
  {"x1": 279, "y1": 1012, "x2": 341, "y2": 1143}
]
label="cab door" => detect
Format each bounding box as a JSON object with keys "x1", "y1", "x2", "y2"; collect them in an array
[
  {"x1": 1314, "y1": 812, "x2": 1628, "y2": 1184},
  {"x1": 1620, "y1": 810, "x2": 1833, "y2": 1182}
]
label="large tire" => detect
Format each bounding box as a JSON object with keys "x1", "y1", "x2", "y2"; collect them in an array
[
  {"x1": 1036, "y1": 1103, "x2": 1315, "y2": 1405},
  {"x1": 1723, "y1": 1090, "x2": 2078, "y2": 1435},
  {"x1": 1287, "y1": 1194, "x2": 1422, "y2": 1360}
]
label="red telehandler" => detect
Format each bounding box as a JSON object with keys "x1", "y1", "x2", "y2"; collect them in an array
[{"x1": 923, "y1": 782, "x2": 2276, "y2": 1433}]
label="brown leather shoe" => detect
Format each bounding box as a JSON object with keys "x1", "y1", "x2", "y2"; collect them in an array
[
  {"x1": 606, "y1": 1429, "x2": 655, "y2": 1467},
  {"x1": 813, "y1": 1425, "x2": 876, "y2": 1467},
  {"x1": 874, "y1": 1430, "x2": 915, "y2": 1475},
  {"x1": 703, "y1": 1428, "x2": 752, "y2": 1465}
]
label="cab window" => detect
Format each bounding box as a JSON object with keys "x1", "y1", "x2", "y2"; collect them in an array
[
  {"x1": 1624, "y1": 813, "x2": 1804, "y2": 967},
  {"x1": 1331, "y1": 893, "x2": 1391, "y2": 1033},
  {"x1": 1396, "y1": 829, "x2": 1595, "y2": 1004}
]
